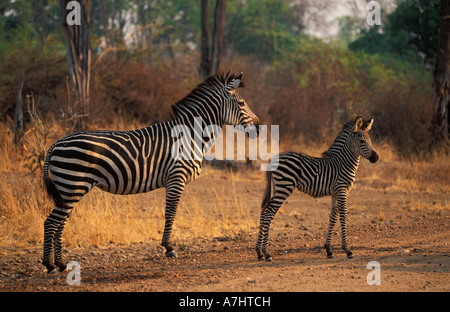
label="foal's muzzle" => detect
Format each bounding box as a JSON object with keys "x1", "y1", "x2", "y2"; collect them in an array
[{"x1": 369, "y1": 151, "x2": 379, "y2": 163}]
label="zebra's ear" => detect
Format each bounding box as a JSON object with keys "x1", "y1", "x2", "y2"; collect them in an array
[
  {"x1": 229, "y1": 72, "x2": 243, "y2": 90},
  {"x1": 363, "y1": 118, "x2": 374, "y2": 131},
  {"x1": 354, "y1": 116, "x2": 364, "y2": 131}
]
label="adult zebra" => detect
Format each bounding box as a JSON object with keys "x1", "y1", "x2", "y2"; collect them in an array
[
  {"x1": 42, "y1": 72, "x2": 259, "y2": 273},
  {"x1": 256, "y1": 116, "x2": 378, "y2": 261}
]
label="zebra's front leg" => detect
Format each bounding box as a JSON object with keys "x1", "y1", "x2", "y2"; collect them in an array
[
  {"x1": 161, "y1": 181, "x2": 185, "y2": 258},
  {"x1": 338, "y1": 197, "x2": 353, "y2": 259}
]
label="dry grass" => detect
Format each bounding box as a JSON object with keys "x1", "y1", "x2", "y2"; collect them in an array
[{"x1": 0, "y1": 165, "x2": 256, "y2": 249}]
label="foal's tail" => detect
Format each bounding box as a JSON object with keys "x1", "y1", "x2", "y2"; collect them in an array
[{"x1": 261, "y1": 171, "x2": 272, "y2": 211}]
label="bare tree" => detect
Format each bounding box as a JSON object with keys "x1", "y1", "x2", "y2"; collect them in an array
[
  {"x1": 199, "y1": 0, "x2": 211, "y2": 79},
  {"x1": 211, "y1": 0, "x2": 226, "y2": 73},
  {"x1": 199, "y1": 0, "x2": 226, "y2": 79},
  {"x1": 59, "y1": 0, "x2": 91, "y2": 132},
  {"x1": 432, "y1": 0, "x2": 450, "y2": 145},
  {"x1": 13, "y1": 76, "x2": 24, "y2": 147}
]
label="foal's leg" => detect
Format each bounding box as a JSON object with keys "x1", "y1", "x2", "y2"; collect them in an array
[
  {"x1": 337, "y1": 194, "x2": 353, "y2": 259},
  {"x1": 324, "y1": 196, "x2": 337, "y2": 259},
  {"x1": 256, "y1": 183, "x2": 294, "y2": 261}
]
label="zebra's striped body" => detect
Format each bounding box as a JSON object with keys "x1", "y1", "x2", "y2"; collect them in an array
[
  {"x1": 42, "y1": 72, "x2": 260, "y2": 273},
  {"x1": 256, "y1": 116, "x2": 378, "y2": 261}
]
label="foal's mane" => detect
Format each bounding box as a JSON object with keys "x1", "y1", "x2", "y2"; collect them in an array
[{"x1": 321, "y1": 120, "x2": 355, "y2": 158}]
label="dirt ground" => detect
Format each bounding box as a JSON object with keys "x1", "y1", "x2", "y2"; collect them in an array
[{"x1": 0, "y1": 168, "x2": 448, "y2": 293}]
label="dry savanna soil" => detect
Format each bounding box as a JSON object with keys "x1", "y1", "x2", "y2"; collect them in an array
[{"x1": 0, "y1": 163, "x2": 448, "y2": 294}]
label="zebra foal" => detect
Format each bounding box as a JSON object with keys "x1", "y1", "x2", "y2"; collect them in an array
[
  {"x1": 41, "y1": 72, "x2": 260, "y2": 273},
  {"x1": 256, "y1": 116, "x2": 379, "y2": 261}
]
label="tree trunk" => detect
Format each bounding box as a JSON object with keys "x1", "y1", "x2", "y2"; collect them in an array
[
  {"x1": 432, "y1": 0, "x2": 450, "y2": 145},
  {"x1": 211, "y1": 0, "x2": 226, "y2": 73},
  {"x1": 199, "y1": 0, "x2": 226, "y2": 79},
  {"x1": 60, "y1": 0, "x2": 91, "y2": 132},
  {"x1": 199, "y1": 0, "x2": 211, "y2": 79},
  {"x1": 13, "y1": 76, "x2": 24, "y2": 147}
]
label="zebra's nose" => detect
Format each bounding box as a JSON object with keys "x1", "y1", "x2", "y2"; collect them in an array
[
  {"x1": 369, "y1": 151, "x2": 379, "y2": 163},
  {"x1": 253, "y1": 117, "x2": 260, "y2": 135}
]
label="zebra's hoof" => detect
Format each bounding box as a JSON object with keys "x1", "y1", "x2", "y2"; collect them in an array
[
  {"x1": 346, "y1": 252, "x2": 354, "y2": 259},
  {"x1": 256, "y1": 250, "x2": 264, "y2": 261},
  {"x1": 326, "y1": 253, "x2": 334, "y2": 259},
  {"x1": 56, "y1": 262, "x2": 67, "y2": 272},
  {"x1": 43, "y1": 262, "x2": 57, "y2": 274},
  {"x1": 166, "y1": 250, "x2": 178, "y2": 258},
  {"x1": 265, "y1": 257, "x2": 273, "y2": 262}
]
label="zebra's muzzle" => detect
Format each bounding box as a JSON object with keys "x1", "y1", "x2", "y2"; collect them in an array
[
  {"x1": 252, "y1": 117, "x2": 261, "y2": 135},
  {"x1": 246, "y1": 117, "x2": 260, "y2": 136},
  {"x1": 369, "y1": 151, "x2": 379, "y2": 163}
]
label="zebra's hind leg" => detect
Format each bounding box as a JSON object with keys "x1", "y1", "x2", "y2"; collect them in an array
[
  {"x1": 324, "y1": 197, "x2": 337, "y2": 259},
  {"x1": 259, "y1": 205, "x2": 283, "y2": 262},
  {"x1": 54, "y1": 217, "x2": 71, "y2": 271},
  {"x1": 43, "y1": 206, "x2": 73, "y2": 273},
  {"x1": 43, "y1": 216, "x2": 58, "y2": 273},
  {"x1": 255, "y1": 210, "x2": 266, "y2": 261},
  {"x1": 338, "y1": 202, "x2": 353, "y2": 259},
  {"x1": 257, "y1": 184, "x2": 294, "y2": 262}
]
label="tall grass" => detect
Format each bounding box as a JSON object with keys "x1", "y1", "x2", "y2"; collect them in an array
[{"x1": 0, "y1": 165, "x2": 257, "y2": 249}]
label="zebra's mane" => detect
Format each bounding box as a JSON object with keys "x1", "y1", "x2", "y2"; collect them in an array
[
  {"x1": 170, "y1": 72, "x2": 242, "y2": 120},
  {"x1": 321, "y1": 120, "x2": 355, "y2": 158}
]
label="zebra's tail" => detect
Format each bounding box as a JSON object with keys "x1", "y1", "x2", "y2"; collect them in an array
[
  {"x1": 43, "y1": 143, "x2": 66, "y2": 208},
  {"x1": 261, "y1": 171, "x2": 272, "y2": 210}
]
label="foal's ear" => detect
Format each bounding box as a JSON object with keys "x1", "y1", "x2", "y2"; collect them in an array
[
  {"x1": 363, "y1": 118, "x2": 374, "y2": 131},
  {"x1": 228, "y1": 72, "x2": 244, "y2": 90},
  {"x1": 354, "y1": 116, "x2": 364, "y2": 131}
]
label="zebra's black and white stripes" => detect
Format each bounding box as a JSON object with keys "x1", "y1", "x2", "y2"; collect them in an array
[
  {"x1": 42, "y1": 72, "x2": 260, "y2": 273},
  {"x1": 255, "y1": 116, "x2": 378, "y2": 261}
]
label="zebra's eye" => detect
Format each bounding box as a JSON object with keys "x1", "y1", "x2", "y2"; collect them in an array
[
  {"x1": 359, "y1": 139, "x2": 365, "y2": 144},
  {"x1": 238, "y1": 101, "x2": 245, "y2": 107}
]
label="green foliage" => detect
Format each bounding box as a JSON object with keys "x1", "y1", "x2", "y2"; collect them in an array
[
  {"x1": 349, "y1": 0, "x2": 441, "y2": 65},
  {"x1": 225, "y1": 0, "x2": 303, "y2": 60},
  {"x1": 258, "y1": 35, "x2": 432, "y2": 146}
]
